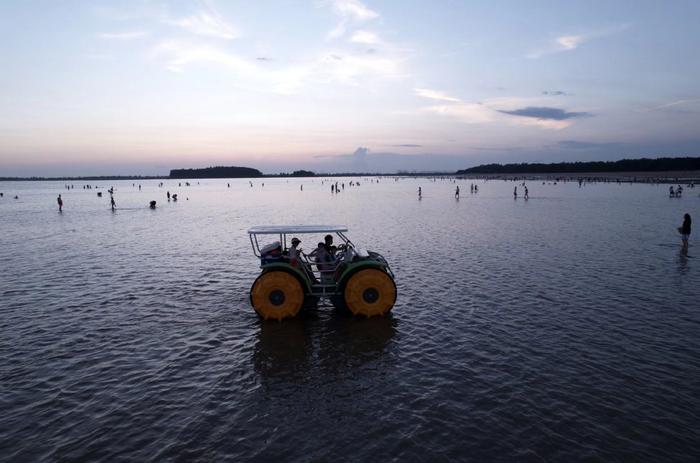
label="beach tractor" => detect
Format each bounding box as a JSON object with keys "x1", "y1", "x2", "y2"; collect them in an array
[{"x1": 248, "y1": 225, "x2": 397, "y2": 320}]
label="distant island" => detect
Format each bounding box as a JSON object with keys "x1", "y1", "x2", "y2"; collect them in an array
[
  {"x1": 278, "y1": 170, "x2": 316, "y2": 177},
  {"x1": 169, "y1": 166, "x2": 263, "y2": 179},
  {"x1": 457, "y1": 157, "x2": 700, "y2": 175}
]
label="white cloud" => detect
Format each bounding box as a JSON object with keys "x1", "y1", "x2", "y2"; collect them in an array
[
  {"x1": 424, "y1": 103, "x2": 494, "y2": 123},
  {"x1": 415, "y1": 88, "x2": 461, "y2": 103},
  {"x1": 320, "y1": 53, "x2": 401, "y2": 84},
  {"x1": 332, "y1": 0, "x2": 379, "y2": 21},
  {"x1": 527, "y1": 24, "x2": 630, "y2": 58},
  {"x1": 512, "y1": 118, "x2": 573, "y2": 130},
  {"x1": 98, "y1": 31, "x2": 148, "y2": 40},
  {"x1": 652, "y1": 98, "x2": 700, "y2": 110},
  {"x1": 167, "y1": 12, "x2": 239, "y2": 39},
  {"x1": 151, "y1": 40, "x2": 401, "y2": 94},
  {"x1": 326, "y1": 0, "x2": 379, "y2": 40},
  {"x1": 152, "y1": 40, "x2": 256, "y2": 74},
  {"x1": 422, "y1": 96, "x2": 580, "y2": 129},
  {"x1": 556, "y1": 35, "x2": 585, "y2": 51},
  {"x1": 350, "y1": 30, "x2": 381, "y2": 45}
]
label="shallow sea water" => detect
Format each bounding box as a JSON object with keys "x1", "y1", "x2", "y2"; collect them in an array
[{"x1": 1, "y1": 177, "x2": 699, "y2": 462}]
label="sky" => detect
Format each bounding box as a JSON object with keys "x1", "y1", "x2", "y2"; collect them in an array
[{"x1": 1, "y1": 0, "x2": 699, "y2": 175}]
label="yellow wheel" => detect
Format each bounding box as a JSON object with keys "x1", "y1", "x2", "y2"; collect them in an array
[
  {"x1": 343, "y1": 268, "x2": 396, "y2": 317},
  {"x1": 250, "y1": 271, "x2": 305, "y2": 321}
]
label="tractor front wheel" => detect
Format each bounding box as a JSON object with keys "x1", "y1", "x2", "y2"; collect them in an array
[{"x1": 343, "y1": 268, "x2": 396, "y2": 317}]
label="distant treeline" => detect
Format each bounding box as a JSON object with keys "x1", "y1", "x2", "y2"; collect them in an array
[
  {"x1": 169, "y1": 166, "x2": 263, "y2": 179},
  {"x1": 0, "y1": 175, "x2": 162, "y2": 181},
  {"x1": 278, "y1": 170, "x2": 316, "y2": 177},
  {"x1": 457, "y1": 157, "x2": 700, "y2": 175}
]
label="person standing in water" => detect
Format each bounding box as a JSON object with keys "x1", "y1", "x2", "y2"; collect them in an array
[
  {"x1": 455, "y1": 186, "x2": 460, "y2": 199},
  {"x1": 679, "y1": 213, "x2": 692, "y2": 255},
  {"x1": 57, "y1": 194, "x2": 63, "y2": 212},
  {"x1": 418, "y1": 187, "x2": 422, "y2": 198},
  {"x1": 524, "y1": 186, "x2": 529, "y2": 200},
  {"x1": 513, "y1": 186, "x2": 517, "y2": 199},
  {"x1": 110, "y1": 195, "x2": 116, "y2": 211}
]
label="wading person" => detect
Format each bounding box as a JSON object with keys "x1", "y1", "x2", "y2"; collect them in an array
[
  {"x1": 110, "y1": 195, "x2": 116, "y2": 211},
  {"x1": 57, "y1": 194, "x2": 63, "y2": 212},
  {"x1": 679, "y1": 213, "x2": 692, "y2": 255}
]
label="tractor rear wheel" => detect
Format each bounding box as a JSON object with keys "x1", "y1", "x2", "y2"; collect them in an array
[{"x1": 250, "y1": 271, "x2": 305, "y2": 321}]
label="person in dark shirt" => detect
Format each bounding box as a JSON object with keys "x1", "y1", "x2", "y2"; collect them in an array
[
  {"x1": 679, "y1": 213, "x2": 692, "y2": 254},
  {"x1": 324, "y1": 234, "x2": 338, "y2": 258}
]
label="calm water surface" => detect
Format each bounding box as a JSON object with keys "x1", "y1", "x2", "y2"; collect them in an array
[{"x1": 1, "y1": 178, "x2": 699, "y2": 462}]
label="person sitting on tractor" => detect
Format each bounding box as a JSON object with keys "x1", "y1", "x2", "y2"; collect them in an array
[
  {"x1": 309, "y1": 242, "x2": 334, "y2": 281},
  {"x1": 288, "y1": 237, "x2": 302, "y2": 268},
  {"x1": 324, "y1": 234, "x2": 338, "y2": 258}
]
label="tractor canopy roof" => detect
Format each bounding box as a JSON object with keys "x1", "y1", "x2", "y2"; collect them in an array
[{"x1": 248, "y1": 225, "x2": 348, "y2": 235}]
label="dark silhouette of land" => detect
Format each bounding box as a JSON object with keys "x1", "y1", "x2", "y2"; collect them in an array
[
  {"x1": 457, "y1": 157, "x2": 700, "y2": 175},
  {"x1": 169, "y1": 166, "x2": 263, "y2": 178},
  {"x1": 278, "y1": 170, "x2": 316, "y2": 177}
]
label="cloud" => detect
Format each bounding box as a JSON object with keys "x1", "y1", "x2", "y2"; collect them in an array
[
  {"x1": 311, "y1": 149, "x2": 502, "y2": 173},
  {"x1": 319, "y1": 53, "x2": 402, "y2": 84},
  {"x1": 651, "y1": 98, "x2": 700, "y2": 110},
  {"x1": 424, "y1": 103, "x2": 494, "y2": 123},
  {"x1": 352, "y1": 146, "x2": 369, "y2": 159},
  {"x1": 498, "y1": 106, "x2": 591, "y2": 120},
  {"x1": 350, "y1": 30, "x2": 381, "y2": 45},
  {"x1": 419, "y1": 96, "x2": 589, "y2": 129},
  {"x1": 556, "y1": 140, "x2": 620, "y2": 150},
  {"x1": 327, "y1": 0, "x2": 379, "y2": 40},
  {"x1": 542, "y1": 90, "x2": 571, "y2": 96},
  {"x1": 331, "y1": 0, "x2": 379, "y2": 21},
  {"x1": 415, "y1": 88, "x2": 461, "y2": 102},
  {"x1": 556, "y1": 34, "x2": 585, "y2": 51},
  {"x1": 393, "y1": 144, "x2": 422, "y2": 147},
  {"x1": 497, "y1": 106, "x2": 591, "y2": 129},
  {"x1": 527, "y1": 24, "x2": 630, "y2": 58},
  {"x1": 152, "y1": 40, "x2": 256, "y2": 73},
  {"x1": 166, "y1": 12, "x2": 239, "y2": 39},
  {"x1": 151, "y1": 39, "x2": 402, "y2": 93},
  {"x1": 317, "y1": 146, "x2": 370, "y2": 169},
  {"x1": 98, "y1": 31, "x2": 148, "y2": 40}
]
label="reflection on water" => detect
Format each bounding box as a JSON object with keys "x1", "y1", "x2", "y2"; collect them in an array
[
  {"x1": 254, "y1": 309, "x2": 397, "y2": 383},
  {"x1": 254, "y1": 314, "x2": 314, "y2": 381}
]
